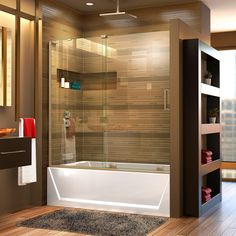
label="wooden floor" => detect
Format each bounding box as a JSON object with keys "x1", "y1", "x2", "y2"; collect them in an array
[{"x1": 0, "y1": 182, "x2": 236, "y2": 236}]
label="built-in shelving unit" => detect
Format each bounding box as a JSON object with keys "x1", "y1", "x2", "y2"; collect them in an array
[{"x1": 183, "y1": 39, "x2": 221, "y2": 217}]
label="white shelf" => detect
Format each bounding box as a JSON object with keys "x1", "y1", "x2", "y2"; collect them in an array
[
  {"x1": 201, "y1": 124, "x2": 221, "y2": 134},
  {"x1": 201, "y1": 83, "x2": 220, "y2": 97}
]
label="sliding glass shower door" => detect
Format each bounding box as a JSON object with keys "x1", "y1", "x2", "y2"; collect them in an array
[
  {"x1": 49, "y1": 30, "x2": 171, "y2": 170},
  {"x1": 84, "y1": 31, "x2": 170, "y2": 166}
]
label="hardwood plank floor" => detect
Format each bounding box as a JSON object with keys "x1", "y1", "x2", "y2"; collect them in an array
[{"x1": 0, "y1": 182, "x2": 235, "y2": 236}]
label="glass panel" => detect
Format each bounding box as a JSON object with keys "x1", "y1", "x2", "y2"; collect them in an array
[
  {"x1": 49, "y1": 31, "x2": 170, "y2": 172},
  {"x1": 50, "y1": 39, "x2": 79, "y2": 165},
  {"x1": 77, "y1": 37, "x2": 106, "y2": 164},
  {"x1": 220, "y1": 50, "x2": 236, "y2": 163},
  {"x1": 85, "y1": 32, "x2": 170, "y2": 166},
  {"x1": 49, "y1": 38, "x2": 104, "y2": 165}
]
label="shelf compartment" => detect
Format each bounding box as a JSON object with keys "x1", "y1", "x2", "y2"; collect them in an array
[
  {"x1": 201, "y1": 193, "x2": 222, "y2": 215},
  {"x1": 201, "y1": 95, "x2": 220, "y2": 123},
  {"x1": 200, "y1": 159, "x2": 221, "y2": 176},
  {"x1": 201, "y1": 51, "x2": 220, "y2": 88},
  {"x1": 201, "y1": 83, "x2": 220, "y2": 97},
  {"x1": 201, "y1": 133, "x2": 220, "y2": 162},
  {"x1": 202, "y1": 169, "x2": 221, "y2": 198},
  {"x1": 201, "y1": 124, "x2": 221, "y2": 134}
]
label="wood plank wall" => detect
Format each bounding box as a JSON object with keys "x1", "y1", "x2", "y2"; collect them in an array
[{"x1": 83, "y1": 2, "x2": 210, "y2": 43}]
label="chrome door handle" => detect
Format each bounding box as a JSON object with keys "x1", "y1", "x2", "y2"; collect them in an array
[
  {"x1": 0, "y1": 150, "x2": 26, "y2": 155},
  {"x1": 164, "y1": 89, "x2": 170, "y2": 111}
]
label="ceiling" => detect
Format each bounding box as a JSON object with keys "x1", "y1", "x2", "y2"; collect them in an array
[
  {"x1": 202, "y1": 0, "x2": 236, "y2": 32},
  {"x1": 56, "y1": 0, "x2": 197, "y2": 12},
  {"x1": 56, "y1": 0, "x2": 236, "y2": 33}
]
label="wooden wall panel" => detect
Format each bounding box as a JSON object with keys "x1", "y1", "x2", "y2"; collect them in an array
[{"x1": 211, "y1": 31, "x2": 236, "y2": 50}]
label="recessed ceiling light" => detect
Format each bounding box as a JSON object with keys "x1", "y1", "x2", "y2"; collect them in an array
[{"x1": 86, "y1": 2, "x2": 94, "y2": 6}]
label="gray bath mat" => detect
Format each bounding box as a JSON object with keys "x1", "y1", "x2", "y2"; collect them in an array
[{"x1": 17, "y1": 208, "x2": 167, "y2": 236}]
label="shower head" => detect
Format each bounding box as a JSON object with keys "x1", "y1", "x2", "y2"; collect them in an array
[
  {"x1": 99, "y1": 11, "x2": 137, "y2": 20},
  {"x1": 99, "y1": 0, "x2": 137, "y2": 20}
]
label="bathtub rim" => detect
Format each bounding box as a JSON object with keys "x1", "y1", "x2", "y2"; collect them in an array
[{"x1": 49, "y1": 162, "x2": 170, "y2": 174}]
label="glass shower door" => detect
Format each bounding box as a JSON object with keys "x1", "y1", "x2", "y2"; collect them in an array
[
  {"x1": 49, "y1": 37, "x2": 108, "y2": 167},
  {"x1": 49, "y1": 30, "x2": 171, "y2": 171},
  {"x1": 78, "y1": 36, "x2": 109, "y2": 166},
  {"x1": 95, "y1": 31, "x2": 171, "y2": 168}
]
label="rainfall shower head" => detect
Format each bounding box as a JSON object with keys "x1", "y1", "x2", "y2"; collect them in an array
[{"x1": 99, "y1": 0, "x2": 137, "y2": 20}]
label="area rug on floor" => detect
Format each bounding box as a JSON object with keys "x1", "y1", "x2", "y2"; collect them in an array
[{"x1": 17, "y1": 208, "x2": 168, "y2": 236}]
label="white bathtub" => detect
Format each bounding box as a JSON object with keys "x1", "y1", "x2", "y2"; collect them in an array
[{"x1": 47, "y1": 162, "x2": 170, "y2": 216}]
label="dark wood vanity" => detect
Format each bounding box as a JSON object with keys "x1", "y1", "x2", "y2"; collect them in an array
[{"x1": 0, "y1": 137, "x2": 31, "y2": 170}]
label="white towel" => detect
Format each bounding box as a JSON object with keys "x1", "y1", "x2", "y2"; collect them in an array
[
  {"x1": 18, "y1": 118, "x2": 37, "y2": 186},
  {"x1": 61, "y1": 118, "x2": 76, "y2": 162}
]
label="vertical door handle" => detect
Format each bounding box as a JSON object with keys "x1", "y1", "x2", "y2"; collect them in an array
[{"x1": 164, "y1": 89, "x2": 170, "y2": 111}]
